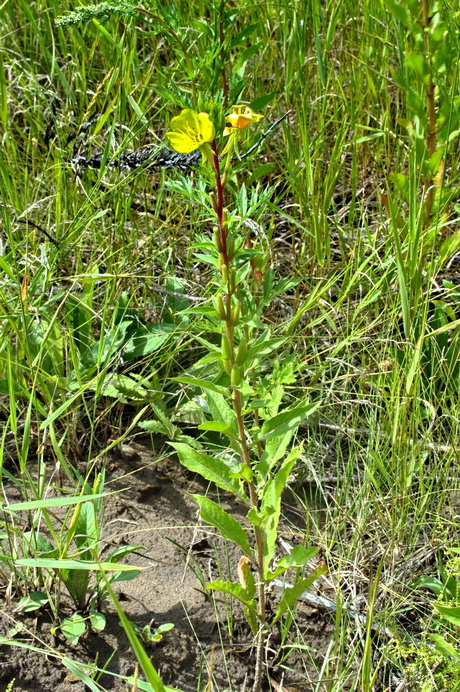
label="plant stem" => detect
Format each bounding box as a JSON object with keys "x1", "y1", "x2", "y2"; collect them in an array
[{"x1": 211, "y1": 140, "x2": 266, "y2": 692}]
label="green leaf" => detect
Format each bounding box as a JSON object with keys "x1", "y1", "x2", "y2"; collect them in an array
[
  {"x1": 236, "y1": 43, "x2": 261, "y2": 69},
  {"x1": 109, "y1": 569, "x2": 142, "y2": 584},
  {"x1": 389, "y1": 172, "x2": 409, "y2": 202},
  {"x1": 95, "y1": 374, "x2": 155, "y2": 401},
  {"x1": 61, "y1": 659, "x2": 101, "y2": 692},
  {"x1": 247, "y1": 507, "x2": 264, "y2": 526},
  {"x1": 439, "y1": 229, "x2": 460, "y2": 265},
  {"x1": 107, "y1": 545, "x2": 144, "y2": 563},
  {"x1": 23, "y1": 531, "x2": 56, "y2": 557},
  {"x1": 260, "y1": 446, "x2": 303, "y2": 569},
  {"x1": 191, "y1": 18, "x2": 214, "y2": 37},
  {"x1": 197, "y1": 421, "x2": 235, "y2": 434},
  {"x1": 434, "y1": 603, "x2": 460, "y2": 627},
  {"x1": 103, "y1": 578, "x2": 166, "y2": 692},
  {"x1": 244, "y1": 604, "x2": 258, "y2": 635},
  {"x1": 170, "y1": 443, "x2": 249, "y2": 501},
  {"x1": 90, "y1": 611, "x2": 106, "y2": 632},
  {"x1": 424, "y1": 317, "x2": 460, "y2": 339},
  {"x1": 205, "y1": 390, "x2": 240, "y2": 453},
  {"x1": 261, "y1": 507, "x2": 280, "y2": 570},
  {"x1": 75, "y1": 502, "x2": 97, "y2": 556},
  {"x1": 15, "y1": 558, "x2": 139, "y2": 571},
  {"x1": 124, "y1": 681, "x2": 182, "y2": 692},
  {"x1": 122, "y1": 323, "x2": 175, "y2": 360},
  {"x1": 231, "y1": 463, "x2": 253, "y2": 483},
  {"x1": 239, "y1": 558, "x2": 256, "y2": 599},
  {"x1": 61, "y1": 614, "x2": 86, "y2": 644},
  {"x1": 259, "y1": 402, "x2": 320, "y2": 441},
  {"x1": 193, "y1": 335, "x2": 222, "y2": 354},
  {"x1": 405, "y1": 52, "x2": 430, "y2": 86},
  {"x1": 249, "y1": 91, "x2": 277, "y2": 112},
  {"x1": 271, "y1": 445, "x2": 303, "y2": 500},
  {"x1": 246, "y1": 163, "x2": 275, "y2": 187},
  {"x1": 206, "y1": 580, "x2": 257, "y2": 610},
  {"x1": 170, "y1": 376, "x2": 227, "y2": 395},
  {"x1": 271, "y1": 566, "x2": 327, "y2": 625},
  {"x1": 246, "y1": 335, "x2": 287, "y2": 362},
  {"x1": 386, "y1": 0, "x2": 417, "y2": 30},
  {"x1": 204, "y1": 390, "x2": 237, "y2": 429},
  {"x1": 150, "y1": 622, "x2": 175, "y2": 642},
  {"x1": 3, "y1": 492, "x2": 113, "y2": 512},
  {"x1": 16, "y1": 591, "x2": 49, "y2": 613},
  {"x1": 179, "y1": 306, "x2": 217, "y2": 316},
  {"x1": 267, "y1": 546, "x2": 318, "y2": 580},
  {"x1": 429, "y1": 634, "x2": 460, "y2": 662},
  {"x1": 260, "y1": 432, "x2": 297, "y2": 477},
  {"x1": 139, "y1": 420, "x2": 169, "y2": 434},
  {"x1": 39, "y1": 370, "x2": 119, "y2": 427},
  {"x1": 192, "y1": 495, "x2": 252, "y2": 557},
  {"x1": 63, "y1": 568, "x2": 89, "y2": 604},
  {"x1": 413, "y1": 575, "x2": 445, "y2": 597},
  {"x1": 230, "y1": 23, "x2": 259, "y2": 47},
  {"x1": 171, "y1": 399, "x2": 208, "y2": 425}
]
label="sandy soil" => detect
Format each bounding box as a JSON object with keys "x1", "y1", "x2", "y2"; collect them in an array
[{"x1": 0, "y1": 439, "x2": 335, "y2": 692}]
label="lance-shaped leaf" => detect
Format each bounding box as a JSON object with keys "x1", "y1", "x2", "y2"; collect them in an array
[
  {"x1": 170, "y1": 376, "x2": 227, "y2": 395},
  {"x1": 206, "y1": 580, "x2": 257, "y2": 612},
  {"x1": 271, "y1": 564, "x2": 327, "y2": 625},
  {"x1": 267, "y1": 545, "x2": 318, "y2": 581},
  {"x1": 258, "y1": 401, "x2": 321, "y2": 441},
  {"x1": 204, "y1": 390, "x2": 241, "y2": 454},
  {"x1": 260, "y1": 446, "x2": 302, "y2": 572},
  {"x1": 171, "y1": 443, "x2": 249, "y2": 502},
  {"x1": 192, "y1": 495, "x2": 252, "y2": 557}
]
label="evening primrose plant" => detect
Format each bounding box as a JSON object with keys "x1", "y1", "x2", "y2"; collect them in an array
[{"x1": 165, "y1": 105, "x2": 324, "y2": 692}]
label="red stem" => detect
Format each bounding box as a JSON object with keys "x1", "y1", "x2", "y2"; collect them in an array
[{"x1": 211, "y1": 139, "x2": 228, "y2": 265}]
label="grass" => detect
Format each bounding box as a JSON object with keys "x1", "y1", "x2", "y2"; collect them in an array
[{"x1": 1, "y1": 0, "x2": 460, "y2": 690}]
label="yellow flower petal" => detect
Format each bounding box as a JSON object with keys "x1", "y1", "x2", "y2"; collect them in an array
[
  {"x1": 196, "y1": 112, "x2": 215, "y2": 142},
  {"x1": 225, "y1": 105, "x2": 264, "y2": 132},
  {"x1": 166, "y1": 109, "x2": 215, "y2": 153},
  {"x1": 166, "y1": 131, "x2": 200, "y2": 154}
]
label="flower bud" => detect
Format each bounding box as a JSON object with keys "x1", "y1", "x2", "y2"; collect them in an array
[
  {"x1": 213, "y1": 228, "x2": 223, "y2": 252},
  {"x1": 235, "y1": 339, "x2": 247, "y2": 366},
  {"x1": 227, "y1": 238, "x2": 235, "y2": 261},
  {"x1": 221, "y1": 264, "x2": 229, "y2": 284},
  {"x1": 231, "y1": 364, "x2": 242, "y2": 387},
  {"x1": 223, "y1": 359, "x2": 232, "y2": 375},
  {"x1": 215, "y1": 294, "x2": 226, "y2": 320},
  {"x1": 210, "y1": 192, "x2": 218, "y2": 214},
  {"x1": 221, "y1": 334, "x2": 232, "y2": 359},
  {"x1": 228, "y1": 267, "x2": 236, "y2": 293},
  {"x1": 232, "y1": 302, "x2": 240, "y2": 325}
]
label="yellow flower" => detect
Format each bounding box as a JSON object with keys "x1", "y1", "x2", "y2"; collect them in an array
[
  {"x1": 224, "y1": 104, "x2": 264, "y2": 136},
  {"x1": 166, "y1": 109, "x2": 215, "y2": 153}
]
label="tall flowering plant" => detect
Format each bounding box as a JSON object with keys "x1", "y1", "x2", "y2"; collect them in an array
[{"x1": 166, "y1": 105, "x2": 323, "y2": 692}]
